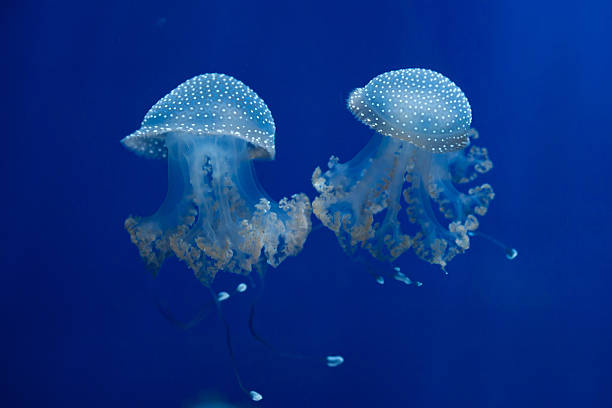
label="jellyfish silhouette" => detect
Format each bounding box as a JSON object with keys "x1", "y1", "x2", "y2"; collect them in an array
[
  {"x1": 312, "y1": 68, "x2": 499, "y2": 271},
  {"x1": 121, "y1": 74, "x2": 341, "y2": 401},
  {"x1": 122, "y1": 73, "x2": 311, "y2": 285}
]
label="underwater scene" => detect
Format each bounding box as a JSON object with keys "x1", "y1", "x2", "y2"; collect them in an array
[{"x1": 2, "y1": 1, "x2": 611, "y2": 407}]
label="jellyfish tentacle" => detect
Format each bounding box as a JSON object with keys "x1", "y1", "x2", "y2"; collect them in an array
[
  {"x1": 208, "y1": 286, "x2": 263, "y2": 402},
  {"x1": 125, "y1": 217, "x2": 168, "y2": 273},
  {"x1": 247, "y1": 275, "x2": 344, "y2": 368},
  {"x1": 155, "y1": 282, "x2": 249, "y2": 330},
  {"x1": 312, "y1": 134, "x2": 413, "y2": 262},
  {"x1": 127, "y1": 133, "x2": 311, "y2": 286},
  {"x1": 313, "y1": 131, "x2": 496, "y2": 269},
  {"x1": 313, "y1": 131, "x2": 490, "y2": 268},
  {"x1": 365, "y1": 147, "x2": 412, "y2": 260},
  {"x1": 404, "y1": 168, "x2": 460, "y2": 268},
  {"x1": 468, "y1": 230, "x2": 518, "y2": 260},
  {"x1": 448, "y1": 143, "x2": 493, "y2": 184},
  {"x1": 426, "y1": 153, "x2": 495, "y2": 224}
]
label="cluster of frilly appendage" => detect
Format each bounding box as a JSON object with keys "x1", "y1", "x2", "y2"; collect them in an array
[
  {"x1": 312, "y1": 130, "x2": 493, "y2": 269},
  {"x1": 125, "y1": 134, "x2": 311, "y2": 286},
  {"x1": 122, "y1": 71, "x2": 504, "y2": 286}
]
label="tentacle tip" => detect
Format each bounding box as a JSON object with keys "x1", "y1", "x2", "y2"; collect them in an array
[
  {"x1": 217, "y1": 291, "x2": 230, "y2": 302},
  {"x1": 375, "y1": 276, "x2": 385, "y2": 285},
  {"x1": 506, "y1": 248, "x2": 518, "y2": 260},
  {"x1": 326, "y1": 355, "x2": 344, "y2": 367},
  {"x1": 249, "y1": 391, "x2": 263, "y2": 402},
  {"x1": 392, "y1": 271, "x2": 415, "y2": 286}
]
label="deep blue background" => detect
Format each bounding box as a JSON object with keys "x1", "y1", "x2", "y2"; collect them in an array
[{"x1": 2, "y1": 1, "x2": 611, "y2": 407}]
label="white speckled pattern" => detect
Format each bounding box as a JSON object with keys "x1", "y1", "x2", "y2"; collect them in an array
[
  {"x1": 348, "y1": 68, "x2": 472, "y2": 153},
  {"x1": 121, "y1": 73, "x2": 276, "y2": 159}
]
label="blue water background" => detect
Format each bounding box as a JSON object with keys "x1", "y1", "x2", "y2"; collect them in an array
[{"x1": 2, "y1": 1, "x2": 611, "y2": 407}]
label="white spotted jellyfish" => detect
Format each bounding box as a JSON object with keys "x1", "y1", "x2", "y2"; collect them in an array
[
  {"x1": 312, "y1": 68, "x2": 514, "y2": 274},
  {"x1": 122, "y1": 73, "x2": 311, "y2": 286}
]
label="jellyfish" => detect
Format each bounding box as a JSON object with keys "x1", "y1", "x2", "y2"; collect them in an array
[
  {"x1": 121, "y1": 74, "x2": 341, "y2": 401},
  {"x1": 312, "y1": 68, "x2": 499, "y2": 272},
  {"x1": 121, "y1": 73, "x2": 311, "y2": 286}
]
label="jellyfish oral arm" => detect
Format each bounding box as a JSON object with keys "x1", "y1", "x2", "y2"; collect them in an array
[
  {"x1": 313, "y1": 133, "x2": 496, "y2": 269},
  {"x1": 126, "y1": 132, "x2": 311, "y2": 285},
  {"x1": 313, "y1": 134, "x2": 414, "y2": 261}
]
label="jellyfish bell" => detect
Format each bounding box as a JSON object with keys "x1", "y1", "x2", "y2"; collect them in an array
[
  {"x1": 122, "y1": 73, "x2": 311, "y2": 286},
  {"x1": 347, "y1": 68, "x2": 474, "y2": 153},
  {"x1": 121, "y1": 73, "x2": 276, "y2": 160},
  {"x1": 312, "y1": 68, "x2": 495, "y2": 271}
]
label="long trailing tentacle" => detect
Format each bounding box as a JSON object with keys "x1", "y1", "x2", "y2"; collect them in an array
[
  {"x1": 247, "y1": 273, "x2": 344, "y2": 368},
  {"x1": 468, "y1": 230, "x2": 518, "y2": 260},
  {"x1": 155, "y1": 283, "x2": 248, "y2": 330},
  {"x1": 155, "y1": 299, "x2": 214, "y2": 330},
  {"x1": 207, "y1": 286, "x2": 263, "y2": 402}
]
